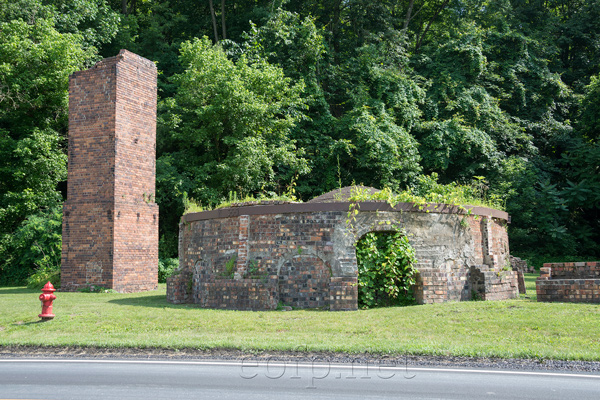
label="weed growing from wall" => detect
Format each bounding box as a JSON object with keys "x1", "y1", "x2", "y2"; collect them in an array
[
  {"x1": 222, "y1": 255, "x2": 237, "y2": 278},
  {"x1": 356, "y1": 230, "x2": 418, "y2": 308},
  {"x1": 345, "y1": 174, "x2": 505, "y2": 213}
]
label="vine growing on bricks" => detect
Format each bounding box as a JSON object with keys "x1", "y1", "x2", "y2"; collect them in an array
[{"x1": 356, "y1": 230, "x2": 418, "y2": 308}]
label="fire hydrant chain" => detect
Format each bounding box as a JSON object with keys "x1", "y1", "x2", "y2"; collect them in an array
[{"x1": 39, "y1": 282, "x2": 57, "y2": 320}]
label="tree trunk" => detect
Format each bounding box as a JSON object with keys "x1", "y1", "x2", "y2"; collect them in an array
[
  {"x1": 403, "y1": 0, "x2": 415, "y2": 30},
  {"x1": 331, "y1": 0, "x2": 343, "y2": 56},
  {"x1": 415, "y1": 0, "x2": 450, "y2": 51},
  {"x1": 209, "y1": 0, "x2": 219, "y2": 43},
  {"x1": 221, "y1": 0, "x2": 227, "y2": 40},
  {"x1": 121, "y1": 0, "x2": 128, "y2": 14}
]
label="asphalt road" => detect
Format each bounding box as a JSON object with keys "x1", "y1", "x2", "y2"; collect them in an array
[{"x1": 1, "y1": 359, "x2": 599, "y2": 399}]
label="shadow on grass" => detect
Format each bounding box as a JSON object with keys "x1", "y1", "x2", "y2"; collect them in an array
[
  {"x1": 13, "y1": 320, "x2": 47, "y2": 326},
  {"x1": 109, "y1": 296, "x2": 334, "y2": 312},
  {"x1": 108, "y1": 295, "x2": 200, "y2": 309},
  {"x1": 0, "y1": 287, "x2": 39, "y2": 294},
  {"x1": 293, "y1": 308, "x2": 329, "y2": 312}
]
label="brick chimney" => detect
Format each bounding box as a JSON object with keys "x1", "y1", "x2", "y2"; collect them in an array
[{"x1": 61, "y1": 50, "x2": 158, "y2": 292}]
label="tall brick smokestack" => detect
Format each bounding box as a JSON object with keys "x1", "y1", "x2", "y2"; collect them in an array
[{"x1": 61, "y1": 50, "x2": 158, "y2": 292}]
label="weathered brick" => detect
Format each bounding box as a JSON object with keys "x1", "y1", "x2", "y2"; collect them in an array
[
  {"x1": 169, "y1": 203, "x2": 515, "y2": 309},
  {"x1": 61, "y1": 50, "x2": 158, "y2": 293},
  {"x1": 536, "y1": 262, "x2": 600, "y2": 303}
]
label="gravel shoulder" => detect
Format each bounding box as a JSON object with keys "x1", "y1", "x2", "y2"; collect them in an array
[{"x1": 2, "y1": 346, "x2": 599, "y2": 373}]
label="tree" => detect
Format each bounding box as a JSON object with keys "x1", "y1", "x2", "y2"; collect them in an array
[
  {"x1": 560, "y1": 140, "x2": 600, "y2": 256},
  {"x1": 1, "y1": 0, "x2": 598, "y2": 267},
  {"x1": 0, "y1": 0, "x2": 119, "y2": 51},
  {"x1": 156, "y1": 37, "x2": 309, "y2": 254},
  {"x1": 338, "y1": 105, "x2": 422, "y2": 191},
  {"x1": 0, "y1": 18, "x2": 93, "y2": 283},
  {"x1": 578, "y1": 74, "x2": 600, "y2": 142}
]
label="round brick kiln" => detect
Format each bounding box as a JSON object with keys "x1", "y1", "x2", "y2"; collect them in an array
[{"x1": 167, "y1": 188, "x2": 518, "y2": 310}]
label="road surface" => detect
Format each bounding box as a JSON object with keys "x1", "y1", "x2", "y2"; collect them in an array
[{"x1": 0, "y1": 358, "x2": 599, "y2": 399}]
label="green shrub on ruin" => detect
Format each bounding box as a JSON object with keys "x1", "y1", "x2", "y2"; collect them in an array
[{"x1": 356, "y1": 230, "x2": 418, "y2": 309}]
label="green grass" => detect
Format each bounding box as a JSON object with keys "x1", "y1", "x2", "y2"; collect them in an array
[{"x1": 1, "y1": 274, "x2": 599, "y2": 360}]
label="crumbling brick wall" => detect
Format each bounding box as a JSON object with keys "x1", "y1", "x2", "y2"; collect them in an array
[
  {"x1": 168, "y1": 201, "x2": 516, "y2": 309},
  {"x1": 470, "y1": 265, "x2": 519, "y2": 300},
  {"x1": 537, "y1": 262, "x2": 600, "y2": 303}
]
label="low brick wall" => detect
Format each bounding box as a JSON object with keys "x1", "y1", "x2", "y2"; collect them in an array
[
  {"x1": 536, "y1": 262, "x2": 600, "y2": 303},
  {"x1": 199, "y1": 277, "x2": 278, "y2": 310},
  {"x1": 541, "y1": 262, "x2": 600, "y2": 279},
  {"x1": 279, "y1": 255, "x2": 331, "y2": 309}
]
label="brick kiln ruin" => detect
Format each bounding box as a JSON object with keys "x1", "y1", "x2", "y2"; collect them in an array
[
  {"x1": 167, "y1": 188, "x2": 519, "y2": 310},
  {"x1": 59, "y1": 50, "x2": 516, "y2": 304},
  {"x1": 61, "y1": 50, "x2": 159, "y2": 292}
]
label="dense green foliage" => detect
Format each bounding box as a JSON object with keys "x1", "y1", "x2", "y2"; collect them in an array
[
  {"x1": 0, "y1": 7, "x2": 97, "y2": 284},
  {"x1": 356, "y1": 231, "x2": 418, "y2": 308},
  {"x1": 2, "y1": 208, "x2": 62, "y2": 286},
  {"x1": 158, "y1": 258, "x2": 179, "y2": 284},
  {"x1": 159, "y1": 36, "x2": 308, "y2": 207},
  {"x1": 1, "y1": 0, "x2": 599, "y2": 283}
]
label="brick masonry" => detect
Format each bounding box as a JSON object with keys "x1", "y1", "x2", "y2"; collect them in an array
[
  {"x1": 61, "y1": 50, "x2": 158, "y2": 293},
  {"x1": 510, "y1": 256, "x2": 529, "y2": 294},
  {"x1": 329, "y1": 277, "x2": 359, "y2": 311},
  {"x1": 536, "y1": 262, "x2": 600, "y2": 303},
  {"x1": 168, "y1": 201, "x2": 516, "y2": 310},
  {"x1": 470, "y1": 265, "x2": 519, "y2": 300},
  {"x1": 199, "y1": 276, "x2": 278, "y2": 310},
  {"x1": 279, "y1": 255, "x2": 331, "y2": 308}
]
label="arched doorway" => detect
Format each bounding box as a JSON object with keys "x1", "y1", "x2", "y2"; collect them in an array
[{"x1": 355, "y1": 230, "x2": 418, "y2": 308}]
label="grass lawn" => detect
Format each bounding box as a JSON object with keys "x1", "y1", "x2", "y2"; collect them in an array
[{"x1": 1, "y1": 274, "x2": 599, "y2": 360}]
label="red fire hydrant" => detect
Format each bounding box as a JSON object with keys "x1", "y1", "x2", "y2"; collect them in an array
[{"x1": 39, "y1": 282, "x2": 57, "y2": 320}]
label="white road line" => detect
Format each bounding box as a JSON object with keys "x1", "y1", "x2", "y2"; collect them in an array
[{"x1": 1, "y1": 359, "x2": 599, "y2": 379}]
